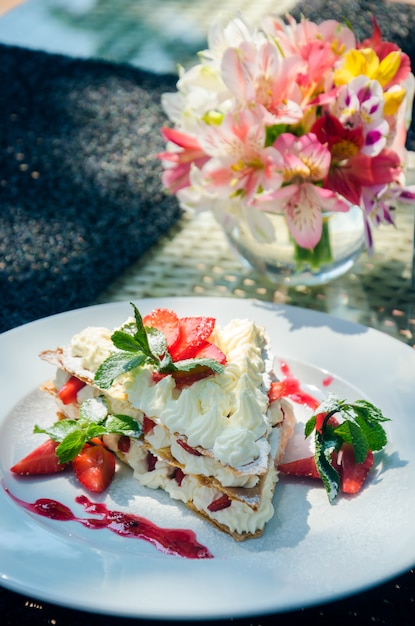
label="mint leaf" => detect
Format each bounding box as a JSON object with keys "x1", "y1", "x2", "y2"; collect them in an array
[
  {"x1": 304, "y1": 414, "x2": 316, "y2": 438},
  {"x1": 315, "y1": 430, "x2": 340, "y2": 503},
  {"x1": 333, "y1": 419, "x2": 369, "y2": 464},
  {"x1": 131, "y1": 302, "x2": 153, "y2": 354},
  {"x1": 105, "y1": 414, "x2": 141, "y2": 437},
  {"x1": 95, "y1": 302, "x2": 225, "y2": 388},
  {"x1": 79, "y1": 397, "x2": 108, "y2": 423},
  {"x1": 34, "y1": 397, "x2": 142, "y2": 464},
  {"x1": 176, "y1": 357, "x2": 225, "y2": 374},
  {"x1": 159, "y1": 357, "x2": 225, "y2": 375},
  {"x1": 84, "y1": 423, "x2": 108, "y2": 440},
  {"x1": 146, "y1": 327, "x2": 168, "y2": 358},
  {"x1": 94, "y1": 304, "x2": 164, "y2": 389},
  {"x1": 56, "y1": 429, "x2": 89, "y2": 463},
  {"x1": 306, "y1": 393, "x2": 390, "y2": 502},
  {"x1": 34, "y1": 419, "x2": 80, "y2": 441},
  {"x1": 353, "y1": 399, "x2": 389, "y2": 423},
  {"x1": 111, "y1": 330, "x2": 144, "y2": 353},
  {"x1": 94, "y1": 351, "x2": 148, "y2": 389},
  {"x1": 354, "y1": 415, "x2": 387, "y2": 452},
  {"x1": 117, "y1": 320, "x2": 137, "y2": 336},
  {"x1": 352, "y1": 401, "x2": 389, "y2": 451}
]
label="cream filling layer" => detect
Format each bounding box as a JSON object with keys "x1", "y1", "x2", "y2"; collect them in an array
[
  {"x1": 104, "y1": 436, "x2": 278, "y2": 536},
  {"x1": 125, "y1": 318, "x2": 274, "y2": 467},
  {"x1": 54, "y1": 370, "x2": 288, "y2": 488},
  {"x1": 61, "y1": 317, "x2": 277, "y2": 469}
]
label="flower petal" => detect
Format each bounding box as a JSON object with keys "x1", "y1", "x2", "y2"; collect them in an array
[
  {"x1": 284, "y1": 184, "x2": 323, "y2": 249},
  {"x1": 315, "y1": 187, "x2": 351, "y2": 212},
  {"x1": 245, "y1": 205, "x2": 276, "y2": 243},
  {"x1": 377, "y1": 51, "x2": 402, "y2": 88}
]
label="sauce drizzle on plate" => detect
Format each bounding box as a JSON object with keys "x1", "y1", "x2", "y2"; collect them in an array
[{"x1": 4, "y1": 486, "x2": 213, "y2": 559}]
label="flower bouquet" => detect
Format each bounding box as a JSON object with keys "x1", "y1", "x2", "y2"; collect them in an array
[{"x1": 157, "y1": 11, "x2": 415, "y2": 282}]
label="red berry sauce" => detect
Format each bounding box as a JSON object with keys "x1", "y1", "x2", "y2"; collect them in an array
[
  {"x1": 279, "y1": 361, "x2": 320, "y2": 410},
  {"x1": 4, "y1": 487, "x2": 213, "y2": 559}
]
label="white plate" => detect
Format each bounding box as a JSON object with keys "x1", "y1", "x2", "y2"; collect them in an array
[{"x1": 1, "y1": 297, "x2": 415, "y2": 620}]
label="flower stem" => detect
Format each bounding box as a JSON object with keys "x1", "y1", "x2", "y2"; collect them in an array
[{"x1": 293, "y1": 220, "x2": 333, "y2": 271}]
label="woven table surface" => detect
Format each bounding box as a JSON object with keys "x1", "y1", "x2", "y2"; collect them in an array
[{"x1": 96, "y1": 203, "x2": 415, "y2": 347}]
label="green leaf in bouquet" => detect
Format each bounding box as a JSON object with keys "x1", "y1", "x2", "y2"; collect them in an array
[{"x1": 293, "y1": 219, "x2": 333, "y2": 271}]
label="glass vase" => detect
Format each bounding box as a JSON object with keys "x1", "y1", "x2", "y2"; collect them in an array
[{"x1": 219, "y1": 205, "x2": 365, "y2": 287}]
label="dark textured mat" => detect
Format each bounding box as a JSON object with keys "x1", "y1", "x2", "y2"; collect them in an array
[
  {"x1": 0, "y1": 45, "x2": 181, "y2": 332},
  {"x1": 291, "y1": 0, "x2": 415, "y2": 47}
]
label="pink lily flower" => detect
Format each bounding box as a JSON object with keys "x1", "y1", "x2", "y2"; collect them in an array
[
  {"x1": 220, "y1": 40, "x2": 304, "y2": 123},
  {"x1": 270, "y1": 183, "x2": 350, "y2": 249},
  {"x1": 260, "y1": 133, "x2": 350, "y2": 249},
  {"x1": 157, "y1": 127, "x2": 209, "y2": 193},
  {"x1": 262, "y1": 16, "x2": 356, "y2": 94},
  {"x1": 196, "y1": 107, "x2": 285, "y2": 202},
  {"x1": 158, "y1": 10, "x2": 414, "y2": 260}
]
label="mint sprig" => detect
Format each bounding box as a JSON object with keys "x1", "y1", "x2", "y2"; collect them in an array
[
  {"x1": 305, "y1": 394, "x2": 390, "y2": 502},
  {"x1": 314, "y1": 424, "x2": 341, "y2": 502},
  {"x1": 94, "y1": 302, "x2": 225, "y2": 389},
  {"x1": 34, "y1": 397, "x2": 141, "y2": 463}
]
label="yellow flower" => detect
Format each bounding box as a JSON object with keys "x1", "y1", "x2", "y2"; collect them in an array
[
  {"x1": 334, "y1": 48, "x2": 401, "y2": 86},
  {"x1": 383, "y1": 86, "x2": 406, "y2": 116},
  {"x1": 334, "y1": 48, "x2": 405, "y2": 115}
]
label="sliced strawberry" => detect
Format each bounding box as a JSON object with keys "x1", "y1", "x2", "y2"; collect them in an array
[
  {"x1": 58, "y1": 376, "x2": 86, "y2": 405},
  {"x1": 117, "y1": 436, "x2": 131, "y2": 453},
  {"x1": 146, "y1": 451, "x2": 158, "y2": 472},
  {"x1": 277, "y1": 456, "x2": 321, "y2": 479},
  {"x1": 315, "y1": 412, "x2": 326, "y2": 433},
  {"x1": 176, "y1": 438, "x2": 202, "y2": 457},
  {"x1": 72, "y1": 444, "x2": 116, "y2": 493},
  {"x1": 315, "y1": 413, "x2": 340, "y2": 433},
  {"x1": 10, "y1": 439, "x2": 69, "y2": 475},
  {"x1": 154, "y1": 363, "x2": 222, "y2": 388},
  {"x1": 192, "y1": 340, "x2": 227, "y2": 364},
  {"x1": 170, "y1": 342, "x2": 226, "y2": 387},
  {"x1": 268, "y1": 381, "x2": 287, "y2": 403},
  {"x1": 171, "y1": 316, "x2": 216, "y2": 361},
  {"x1": 152, "y1": 371, "x2": 166, "y2": 384},
  {"x1": 90, "y1": 436, "x2": 105, "y2": 447},
  {"x1": 340, "y1": 444, "x2": 374, "y2": 495},
  {"x1": 143, "y1": 416, "x2": 156, "y2": 435},
  {"x1": 279, "y1": 445, "x2": 374, "y2": 496},
  {"x1": 207, "y1": 493, "x2": 231, "y2": 512},
  {"x1": 172, "y1": 366, "x2": 217, "y2": 388},
  {"x1": 174, "y1": 467, "x2": 186, "y2": 486},
  {"x1": 142, "y1": 308, "x2": 180, "y2": 352}
]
